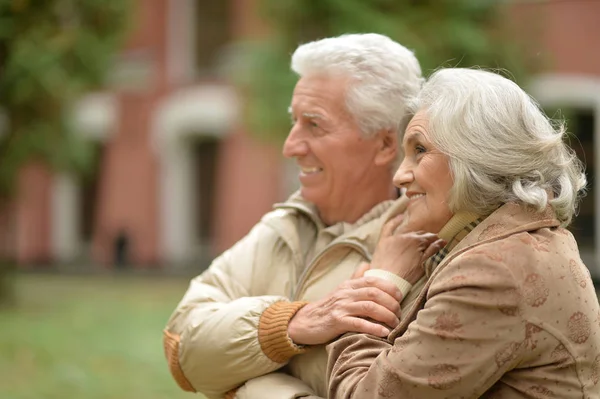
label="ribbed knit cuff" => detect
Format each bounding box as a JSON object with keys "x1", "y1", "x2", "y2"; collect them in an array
[
  {"x1": 364, "y1": 269, "x2": 412, "y2": 300},
  {"x1": 258, "y1": 301, "x2": 309, "y2": 363},
  {"x1": 162, "y1": 330, "x2": 196, "y2": 392}
]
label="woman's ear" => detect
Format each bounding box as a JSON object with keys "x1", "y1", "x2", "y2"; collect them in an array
[{"x1": 374, "y1": 129, "x2": 398, "y2": 167}]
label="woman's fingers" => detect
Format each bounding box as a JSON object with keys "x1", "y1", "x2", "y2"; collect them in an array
[
  {"x1": 351, "y1": 262, "x2": 371, "y2": 279},
  {"x1": 380, "y1": 214, "x2": 405, "y2": 238},
  {"x1": 422, "y1": 238, "x2": 447, "y2": 261},
  {"x1": 419, "y1": 233, "x2": 441, "y2": 250}
]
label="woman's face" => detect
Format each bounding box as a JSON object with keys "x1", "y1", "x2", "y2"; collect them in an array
[{"x1": 394, "y1": 111, "x2": 454, "y2": 234}]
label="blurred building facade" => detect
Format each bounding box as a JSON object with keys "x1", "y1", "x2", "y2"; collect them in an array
[
  {"x1": 1, "y1": 0, "x2": 600, "y2": 274},
  {"x1": 515, "y1": 0, "x2": 600, "y2": 275},
  {"x1": 1, "y1": 0, "x2": 283, "y2": 269}
]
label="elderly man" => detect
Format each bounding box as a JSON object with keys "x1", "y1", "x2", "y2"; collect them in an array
[{"x1": 163, "y1": 33, "x2": 423, "y2": 399}]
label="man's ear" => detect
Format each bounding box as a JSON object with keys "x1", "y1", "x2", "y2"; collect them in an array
[{"x1": 374, "y1": 129, "x2": 398, "y2": 167}]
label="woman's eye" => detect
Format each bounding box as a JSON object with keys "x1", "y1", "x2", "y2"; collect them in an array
[{"x1": 415, "y1": 144, "x2": 426, "y2": 154}]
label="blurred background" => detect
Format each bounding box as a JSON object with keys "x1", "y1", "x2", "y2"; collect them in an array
[{"x1": 0, "y1": 0, "x2": 599, "y2": 398}]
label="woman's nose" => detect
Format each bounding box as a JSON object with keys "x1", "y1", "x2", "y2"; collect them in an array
[{"x1": 393, "y1": 159, "x2": 414, "y2": 189}]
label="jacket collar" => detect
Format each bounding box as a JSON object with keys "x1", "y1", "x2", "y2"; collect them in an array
[
  {"x1": 273, "y1": 190, "x2": 322, "y2": 227},
  {"x1": 273, "y1": 190, "x2": 402, "y2": 245}
]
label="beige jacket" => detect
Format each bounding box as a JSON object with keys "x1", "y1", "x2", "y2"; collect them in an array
[
  {"x1": 327, "y1": 202, "x2": 600, "y2": 398},
  {"x1": 163, "y1": 192, "x2": 411, "y2": 399}
]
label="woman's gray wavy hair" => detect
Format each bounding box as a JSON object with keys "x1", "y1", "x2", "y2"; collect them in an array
[
  {"x1": 291, "y1": 33, "x2": 424, "y2": 138},
  {"x1": 410, "y1": 68, "x2": 586, "y2": 226}
]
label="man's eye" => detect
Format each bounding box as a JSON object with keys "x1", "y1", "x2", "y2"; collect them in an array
[{"x1": 310, "y1": 121, "x2": 319, "y2": 128}]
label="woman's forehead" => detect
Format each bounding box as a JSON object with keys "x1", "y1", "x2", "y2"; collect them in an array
[
  {"x1": 403, "y1": 117, "x2": 430, "y2": 145},
  {"x1": 403, "y1": 131, "x2": 426, "y2": 145}
]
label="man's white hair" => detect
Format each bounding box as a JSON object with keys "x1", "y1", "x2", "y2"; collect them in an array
[
  {"x1": 409, "y1": 68, "x2": 586, "y2": 226},
  {"x1": 291, "y1": 33, "x2": 424, "y2": 137}
]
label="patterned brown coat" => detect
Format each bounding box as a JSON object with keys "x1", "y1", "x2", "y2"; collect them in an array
[{"x1": 327, "y1": 202, "x2": 600, "y2": 398}]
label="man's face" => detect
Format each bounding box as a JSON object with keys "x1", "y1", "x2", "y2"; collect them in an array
[{"x1": 283, "y1": 75, "x2": 384, "y2": 216}]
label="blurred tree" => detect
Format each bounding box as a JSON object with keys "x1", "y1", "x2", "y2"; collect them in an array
[
  {"x1": 235, "y1": 0, "x2": 538, "y2": 140},
  {"x1": 0, "y1": 0, "x2": 131, "y2": 195},
  {"x1": 0, "y1": 0, "x2": 131, "y2": 303}
]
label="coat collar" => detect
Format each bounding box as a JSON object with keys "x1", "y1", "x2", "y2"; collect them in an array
[
  {"x1": 447, "y1": 202, "x2": 560, "y2": 260},
  {"x1": 425, "y1": 202, "x2": 561, "y2": 287}
]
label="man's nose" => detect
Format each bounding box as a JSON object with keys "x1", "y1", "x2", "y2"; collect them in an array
[{"x1": 282, "y1": 124, "x2": 309, "y2": 158}]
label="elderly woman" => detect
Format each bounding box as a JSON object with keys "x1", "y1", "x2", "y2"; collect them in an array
[{"x1": 327, "y1": 68, "x2": 600, "y2": 398}]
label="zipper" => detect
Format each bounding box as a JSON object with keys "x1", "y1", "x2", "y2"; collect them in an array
[
  {"x1": 291, "y1": 239, "x2": 371, "y2": 300},
  {"x1": 271, "y1": 228, "x2": 307, "y2": 299},
  {"x1": 268, "y1": 200, "x2": 375, "y2": 300},
  {"x1": 270, "y1": 204, "x2": 321, "y2": 297}
]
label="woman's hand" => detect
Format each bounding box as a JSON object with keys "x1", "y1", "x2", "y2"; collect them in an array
[{"x1": 370, "y1": 214, "x2": 446, "y2": 284}]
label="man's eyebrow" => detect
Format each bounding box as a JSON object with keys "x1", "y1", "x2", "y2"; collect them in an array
[
  {"x1": 287, "y1": 107, "x2": 326, "y2": 120},
  {"x1": 303, "y1": 112, "x2": 325, "y2": 119}
]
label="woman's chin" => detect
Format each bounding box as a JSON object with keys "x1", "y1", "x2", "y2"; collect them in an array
[{"x1": 402, "y1": 216, "x2": 444, "y2": 235}]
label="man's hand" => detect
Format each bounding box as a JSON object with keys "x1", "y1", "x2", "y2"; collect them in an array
[
  {"x1": 287, "y1": 277, "x2": 403, "y2": 345},
  {"x1": 371, "y1": 215, "x2": 446, "y2": 284}
]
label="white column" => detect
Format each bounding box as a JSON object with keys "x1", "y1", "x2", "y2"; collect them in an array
[
  {"x1": 153, "y1": 86, "x2": 238, "y2": 265},
  {"x1": 159, "y1": 140, "x2": 196, "y2": 264},
  {"x1": 50, "y1": 93, "x2": 116, "y2": 262},
  {"x1": 51, "y1": 174, "x2": 81, "y2": 263}
]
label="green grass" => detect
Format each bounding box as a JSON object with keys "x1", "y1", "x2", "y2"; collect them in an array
[{"x1": 0, "y1": 274, "x2": 205, "y2": 399}]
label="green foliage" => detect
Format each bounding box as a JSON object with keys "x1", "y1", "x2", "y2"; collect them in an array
[
  {"x1": 236, "y1": 0, "x2": 536, "y2": 141},
  {"x1": 0, "y1": 274, "x2": 206, "y2": 398},
  {"x1": 0, "y1": 0, "x2": 131, "y2": 197}
]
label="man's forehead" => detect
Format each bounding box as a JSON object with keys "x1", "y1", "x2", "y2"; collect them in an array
[{"x1": 291, "y1": 75, "x2": 347, "y2": 109}]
